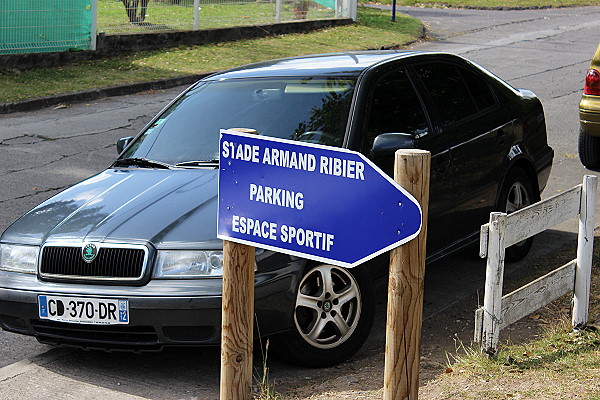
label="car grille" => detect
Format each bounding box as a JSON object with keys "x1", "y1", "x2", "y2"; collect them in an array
[
  {"x1": 32, "y1": 320, "x2": 161, "y2": 350},
  {"x1": 40, "y1": 245, "x2": 147, "y2": 281}
]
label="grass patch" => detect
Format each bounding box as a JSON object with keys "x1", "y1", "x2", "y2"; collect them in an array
[
  {"x1": 366, "y1": 0, "x2": 600, "y2": 7},
  {"x1": 434, "y1": 327, "x2": 600, "y2": 399},
  {"x1": 425, "y1": 251, "x2": 600, "y2": 400},
  {"x1": 0, "y1": 7, "x2": 422, "y2": 103},
  {"x1": 98, "y1": 0, "x2": 337, "y2": 33}
]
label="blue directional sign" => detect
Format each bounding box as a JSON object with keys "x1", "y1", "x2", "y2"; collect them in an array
[{"x1": 217, "y1": 129, "x2": 422, "y2": 268}]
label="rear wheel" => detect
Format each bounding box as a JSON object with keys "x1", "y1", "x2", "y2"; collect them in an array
[
  {"x1": 272, "y1": 264, "x2": 374, "y2": 367},
  {"x1": 497, "y1": 167, "x2": 537, "y2": 262},
  {"x1": 579, "y1": 128, "x2": 600, "y2": 169}
]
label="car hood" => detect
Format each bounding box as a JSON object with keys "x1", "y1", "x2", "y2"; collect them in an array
[{"x1": 1, "y1": 168, "x2": 220, "y2": 249}]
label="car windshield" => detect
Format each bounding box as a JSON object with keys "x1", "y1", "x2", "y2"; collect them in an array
[{"x1": 121, "y1": 77, "x2": 357, "y2": 165}]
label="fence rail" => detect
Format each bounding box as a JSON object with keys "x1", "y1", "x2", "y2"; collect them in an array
[{"x1": 475, "y1": 175, "x2": 598, "y2": 355}]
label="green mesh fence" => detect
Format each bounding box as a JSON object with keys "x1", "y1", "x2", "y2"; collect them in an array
[{"x1": 0, "y1": 0, "x2": 93, "y2": 55}]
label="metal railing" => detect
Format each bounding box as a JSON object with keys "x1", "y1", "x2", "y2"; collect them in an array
[{"x1": 97, "y1": 0, "x2": 347, "y2": 34}]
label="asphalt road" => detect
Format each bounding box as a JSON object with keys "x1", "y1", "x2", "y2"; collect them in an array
[{"x1": 0, "y1": 6, "x2": 599, "y2": 399}]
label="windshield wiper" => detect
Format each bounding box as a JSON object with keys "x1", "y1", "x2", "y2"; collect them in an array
[
  {"x1": 174, "y1": 159, "x2": 219, "y2": 168},
  {"x1": 113, "y1": 157, "x2": 173, "y2": 169}
]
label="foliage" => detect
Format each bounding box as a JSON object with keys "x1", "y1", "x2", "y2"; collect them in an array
[{"x1": 253, "y1": 339, "x2": 284, "y2": 400}]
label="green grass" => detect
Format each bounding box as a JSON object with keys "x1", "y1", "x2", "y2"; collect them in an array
[
  {"x1": 366, "y1": 0, "x2": 600, "y2": 7},
  {"x1": 436, "y1": 325, "x2": 600, "y2": 399},
  {"x1": 0, "y1": 6, "x2": 423, "y2": 103},
  {"x1": 430, "y1": 262, "x2": 600, "y2": 400},
  {"x1": 98, "y1": 0, "x2": 338, "y2": 33}
]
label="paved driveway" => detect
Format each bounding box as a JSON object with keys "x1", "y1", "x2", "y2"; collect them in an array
[{"x1": 0, "y1": 6, "x2": 599, "y2": 399}]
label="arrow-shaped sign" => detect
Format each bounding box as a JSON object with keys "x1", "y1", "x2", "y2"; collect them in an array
[{"x1": 217, "y1": 129, "x2": 422, "y2": 268}]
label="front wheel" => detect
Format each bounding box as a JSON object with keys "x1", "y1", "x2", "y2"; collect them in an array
[
  {"x1": 272, "y1": 264, "x2": 374, "y2": 367},
  {"x1": 496, "y1": 167, "x2": 538, "y2": 262}
]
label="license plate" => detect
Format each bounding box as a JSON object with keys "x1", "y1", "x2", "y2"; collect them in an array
[{"x1": 38, "y1": 295, "x2": 129, "y2": 325}]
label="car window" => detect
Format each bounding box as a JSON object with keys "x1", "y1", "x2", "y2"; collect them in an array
[
  {"x1": 121, "y1": 77, "x2": 356, "y2": 165},
  {"x1": 414, "y1": 62, "x2": 478, "y2": 128},
  {"x1": 460, "y1": 67, "x2": 497, "y2": 111},
  {"x1": 363, "y1": 68, "x2": 429, "y2": 151}
]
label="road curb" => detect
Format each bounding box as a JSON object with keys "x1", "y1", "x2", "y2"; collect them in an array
[
  {"x1": 0, "y1": 73, "x2": 209, "y2": 115},
  {"x1": 0, "y1": 347, "x2": 73, "y2": 382}
]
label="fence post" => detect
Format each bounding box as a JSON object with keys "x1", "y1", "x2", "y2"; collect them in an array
[
  {"x1": 383, "y1": 149, "x2": 430, "y2": 400},
  {"x1": 276, "y1": 0, "x2": 282, "y2": 22},
  {"x1": 573, "y1": 175, "x2": 598, "y2": 328},
  {"x1": 481, "y1": 212, "x2": 507, "y2": 355},
  {"x1": 193, "y1": 0, "x2": 200, "y2": 30},
  {"x1": 349, "y1": 0, "x2": 358, "y2": 20},
  {"x1": 220, "y1": 240, "x2": 255, "y2": 400},
  {"x1": 90, "y1": 0, "x2": 98, "y2": 50}
]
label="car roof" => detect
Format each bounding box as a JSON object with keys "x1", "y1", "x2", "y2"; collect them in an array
[{"x1": 203, "y1": 50, "x2": 427, "y2": 80}]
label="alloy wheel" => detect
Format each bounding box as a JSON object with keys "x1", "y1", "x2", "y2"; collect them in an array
[{"x1": 294, "y1": 265, "x2": 362, "y2": 349}]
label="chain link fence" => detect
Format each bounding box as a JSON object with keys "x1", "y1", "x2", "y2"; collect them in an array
[
  {"x1": 97, "y1": 0, "x2": 348, "y2": 33},
  {"x1": 1, "y1": 0, "x2": 353, "y2": 54},
  {"x1": 0, "y1": 0, "x2": 94, "y2": 55}
]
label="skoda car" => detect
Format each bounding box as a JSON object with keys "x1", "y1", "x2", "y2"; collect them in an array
[{"x1": 0, "y1": 51, "x2": 553, "y2": 367}]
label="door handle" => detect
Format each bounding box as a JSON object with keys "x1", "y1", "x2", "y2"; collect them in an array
[{"x1": 496, "y1": 129, "x2": 507, "y2": 145}]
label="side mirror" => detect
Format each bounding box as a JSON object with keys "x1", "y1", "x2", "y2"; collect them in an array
[
  {"x1": 116, "y1": 136, "x2": 134, "y2": 154},
  {"x1": 371, "y1": 133, "x2": 416, "y2": 157}
]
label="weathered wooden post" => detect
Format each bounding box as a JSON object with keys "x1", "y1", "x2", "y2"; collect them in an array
[
  {"x1": 383, "y1": 149, "x2": 430, "y2": 400},
  {"x1": 573, "y1": 174, "x2": 598, "y2": 328},
  {"x1": 220, "y1": 128, "x2": 259, "y2": 400},
  {"x1": 220, "y1": 240, "x2": 255, "y2": 400},
  {"x1": 481, "y1": 212, "x2": 507, "y2": 355}
]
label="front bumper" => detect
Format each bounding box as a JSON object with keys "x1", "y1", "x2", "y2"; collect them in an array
[{"x1": 0, "y1": 264, "x2": 300, "y2": 350}]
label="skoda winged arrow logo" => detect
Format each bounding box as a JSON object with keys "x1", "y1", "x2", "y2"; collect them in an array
[{"x1": 82, "y1": 243, "x2": 98, "y2": 263}]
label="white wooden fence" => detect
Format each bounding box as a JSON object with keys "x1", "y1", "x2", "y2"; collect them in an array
[{"x1": 474, "y1": 175, "x2": 598, "y2": 355}]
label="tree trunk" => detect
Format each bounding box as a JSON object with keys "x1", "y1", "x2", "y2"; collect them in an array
[
  {"x1": 139, "y1": 0, "x2": 150, "y2": 22},
  {"x1": 121, "y1": 0, "x2": 148, "y2": 23}
]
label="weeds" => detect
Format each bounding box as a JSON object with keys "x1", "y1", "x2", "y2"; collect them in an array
[{"x1": 253, "y1": 339, "x2": 283, "y2": 400}]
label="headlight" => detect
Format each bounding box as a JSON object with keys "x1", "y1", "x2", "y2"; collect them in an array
[
  {"x1": 153, "y1": 250, "x2": 224, "y2": 278},
  {"x1": 0, "y1": 244, "x2": 39, "y2": 274}
]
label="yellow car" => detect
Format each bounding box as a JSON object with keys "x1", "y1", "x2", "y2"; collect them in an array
[{"x1": 579, "y1": 42, "x2": 600, "y2": 168}]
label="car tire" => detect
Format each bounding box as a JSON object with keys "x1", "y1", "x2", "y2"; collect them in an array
[
  {"x1": 578, "y1": 128, "x2": 600, "y2": 169},
  {"x1": 496, "y1": 167, "x2": 538, "y2": 262},
  {"x1": 272, "y1": 264, "x2": 375, "y2": 368}
]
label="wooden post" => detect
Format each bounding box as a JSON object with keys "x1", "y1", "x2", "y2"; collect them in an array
[
  {"x1": 220, "y1": 240, "x2": 255, "y2": 400},
  {"x1": 481, "y1": 212, "x2": 507, "y2": 355},
  {"x1": 383, "y1": 149, "x2": 430, "y2": 400},
  {"x1": 573, "y1": 175, "x2": 598, "y2": 328},
  {"x1": 220, "y1": 127, "x2": 259, "y2": 400}
]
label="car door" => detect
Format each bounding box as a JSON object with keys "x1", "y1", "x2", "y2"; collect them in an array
[
  {"x1": 358, "y1": 66, "x2": 455, "y2": 256},
  {"x1": 411, "y1": 61, "x2": 514, "y2": 241}
]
